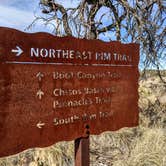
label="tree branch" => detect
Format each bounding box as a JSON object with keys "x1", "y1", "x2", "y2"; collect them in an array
[
  {"x1": 97, "y1": 23, "x2": 115, "y2": 34},
  {"x1": 87, "y1": 2, "x2": 102, "y2": 39},
  {"x1": 40, "y1": 1, "x2": 72, "y2": 36}
]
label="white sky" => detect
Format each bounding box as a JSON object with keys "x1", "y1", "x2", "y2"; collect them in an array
[{"x1": 0, "y1": 0, "x2": 79, "y2": 32}]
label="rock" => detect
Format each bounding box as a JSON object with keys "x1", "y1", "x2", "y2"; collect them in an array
[{"x1": 159, "y1": 94, "x2": 166, "y2": 104}]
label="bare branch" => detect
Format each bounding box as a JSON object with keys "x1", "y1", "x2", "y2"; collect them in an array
[
  {"x1": 34, "y1": 0, "x2": 165, "y2": 76},
  {"x1": 40, "y1": 1, "x2": 72, "y2": 36}
]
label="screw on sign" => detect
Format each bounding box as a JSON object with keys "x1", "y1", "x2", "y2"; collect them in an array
[{"x1": 0, "y1": 27, "x2": 139, "y2": 165}]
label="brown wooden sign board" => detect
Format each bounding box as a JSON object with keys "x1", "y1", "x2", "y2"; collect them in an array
[{"x1": 0, "y1": 27, "x2": 139, "y2": 157}]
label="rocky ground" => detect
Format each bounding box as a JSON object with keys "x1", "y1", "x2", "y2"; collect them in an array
[{"x1": 0, "y1": 71, "x2": 166, "y2": 166}]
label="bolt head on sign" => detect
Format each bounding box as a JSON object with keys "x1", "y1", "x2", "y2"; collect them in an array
[{"x1": 0, "y1": 27, "x2": 139, "y2": 157}]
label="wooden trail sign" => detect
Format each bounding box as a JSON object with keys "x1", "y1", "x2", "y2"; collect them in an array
[{"x1": 0, "y1": 27, "x2": 139, "y2": 157}]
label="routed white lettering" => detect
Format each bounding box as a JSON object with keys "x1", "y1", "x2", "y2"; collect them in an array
[
  {"x1": 40, "y1": 48, "x2": 48, "y2": 58},
  {"x1": 31, "y1": 48, "x2": 39, "y2": 57},
  {"x1": 49, "y1": 49, "x2": 56, "y2": 58}
]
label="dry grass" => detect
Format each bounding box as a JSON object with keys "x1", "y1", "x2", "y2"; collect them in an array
[{"x1": 0, "y1": 72, "x2": 166, "y2": 166}]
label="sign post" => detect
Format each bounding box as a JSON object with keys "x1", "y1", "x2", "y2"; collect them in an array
[
  {"x1": 75, "y1": 124, "x2": 90, "y2": 166},
  {"x1": 75, "y1": 137, "x2": 90, "y2": 166},
  {"x1": 0, "y1": 27, "x2": 139, "y2": 159}
]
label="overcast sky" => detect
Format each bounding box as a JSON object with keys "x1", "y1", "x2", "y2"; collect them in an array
[{"x1": 0, "y1": 0, "x2": 79, "y2": 33}]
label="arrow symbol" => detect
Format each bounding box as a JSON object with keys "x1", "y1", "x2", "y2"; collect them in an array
[
  {"x1": 11, "y1": 46, "x2": 23, "y2": 56},
  {"x1": 36, "y1": 121, "x2": 45, "y2": 129},
  {"x1": 36, "y1": 89, "x2": 44, "y2": 100},
  {"x1": 36, "y1": 72, "x2": 44, "y2": 82}
]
